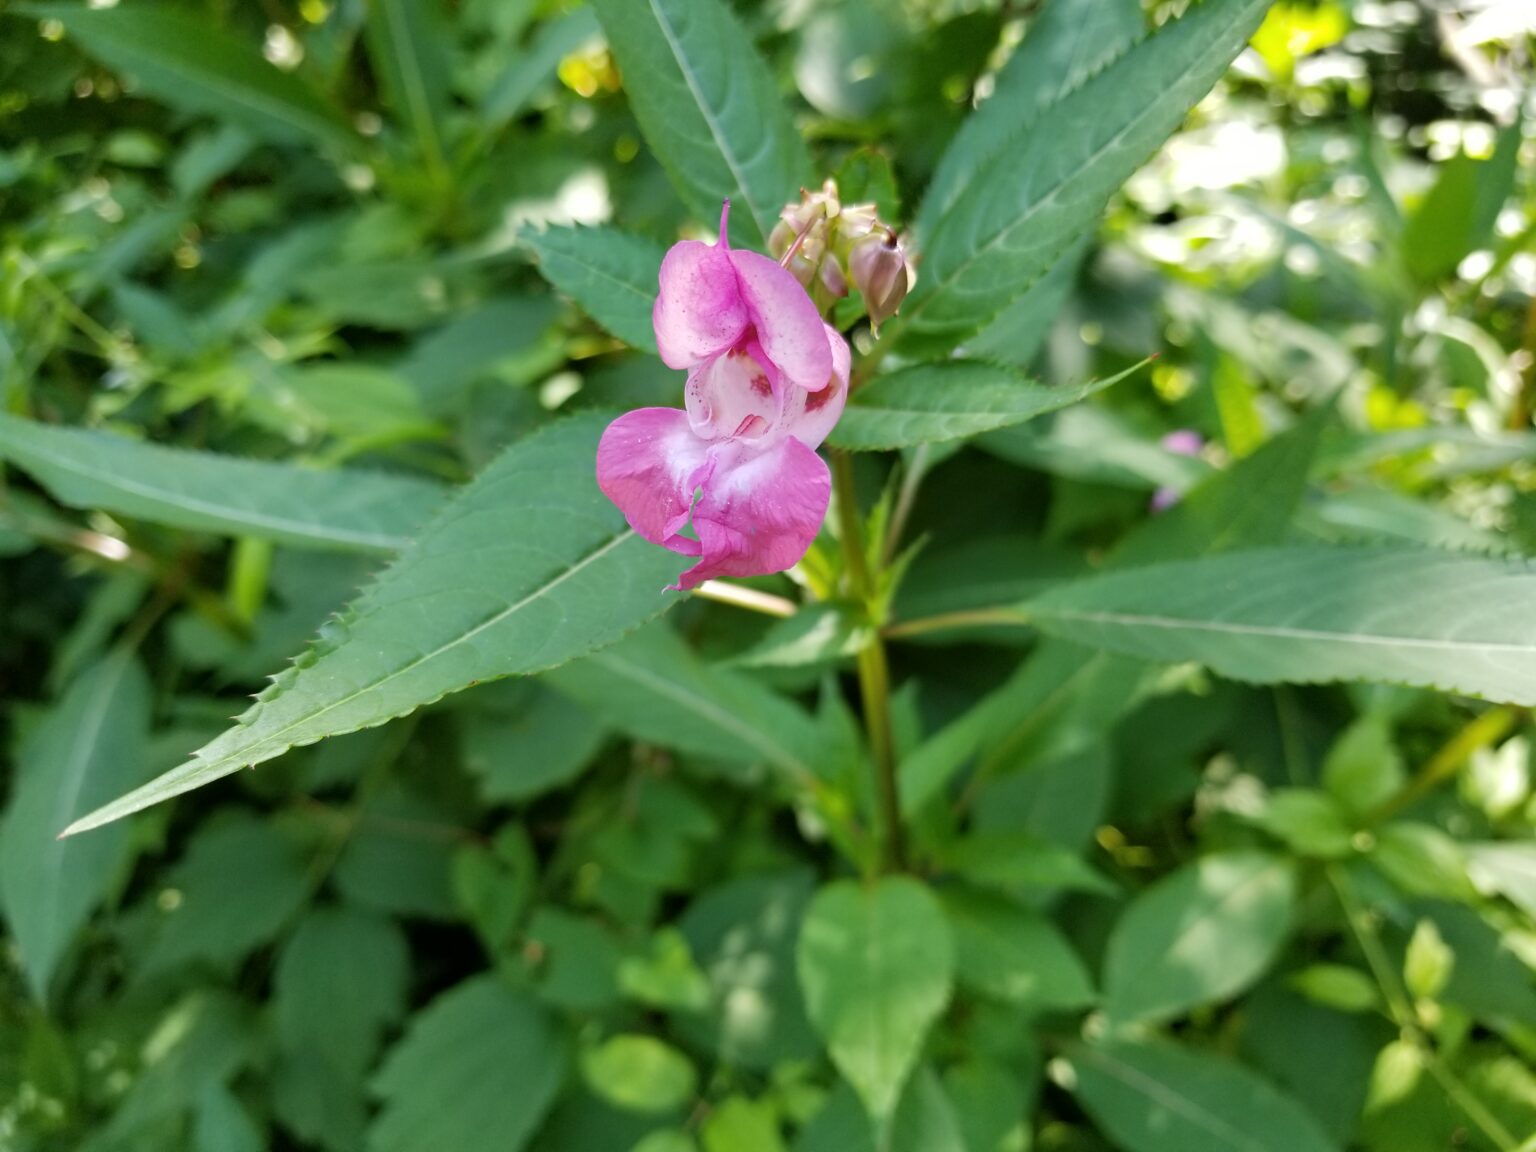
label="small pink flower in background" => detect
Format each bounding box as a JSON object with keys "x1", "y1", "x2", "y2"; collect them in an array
[
  {"x1": 597, "y1": 203, "x2": 849, "y2": 591},
  {"x1": 1151, "y1": 429, "x2": 1205, "y2": 513}
]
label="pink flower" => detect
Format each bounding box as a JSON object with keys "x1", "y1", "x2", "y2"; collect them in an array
[{"x1": 597, "y1": 203, "x2": 849, "y2": 591}]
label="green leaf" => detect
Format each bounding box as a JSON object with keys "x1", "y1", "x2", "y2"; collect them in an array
[
  {"x1": 547, "y1": 623, "x2": 823, "y2": 786},
  {"x1": 62, "y1": 415, "x2": 685, "y2": 836},
  {"x1": 482, "y1": 8, "x2": 601, "y2": 127},
  {"x1": 828, "y1": 361, "x2": 1141, "y2": 452},
  {"x1": 940, "y1": 831, "x2": 1116, "y2": 897},
  {"x1": 1402, "y1": 122, "x2": 1521, "y2": 285},
  {"x1": 1103, "y1": 851, "x2": 1295, "y2": 1026},
  {"x1": 1024, "y1": 547, "x2": 1536, "y2": 705},
  {"x1": 274, "y1": 907, "x2": 409, "y2": 1077},
  {"x1": 1069, "y1": 1039, "x2": 1340, "y2": 1152},
  {"x1": 142, "y1": 813, "x2": 312, "y2": 974},
  {"x1": 677, "y1": 870, "x2": 819, "y2": 1071},
  {"x1": 364, "y1": 0, "x2": 453, "y2": 171},
  {"x1": 727, "y1": 603, "x2": 870, "y2": 668},
  {"x1": 0, "y1": 413, "x2": 446, "y2": 554},
  {"x1": 797, "y1": 1073, "x2": 966, "y2": 1152},
  {"x1": 460, "y1": 687, "x2": 608, "y2": 804},
  {"x1": 1250, "y1": 788, "x2": 1356, "y2": 859},
  {"x1": 371, "y1": 976, "x2": 568, "y2": 1152},
  {"x1": 898, "y1": 0, "x2": 1271, "y2": 353},
  {"x1": 940, "y1": 887, "x2": 1095, "y2": 1010},
  {"x1": 521, "y1": 225, "x2": 666, "y2": 353},
  {"x1": 918, "y1": 0, "x2": 1145, "y2": 236},
  {"x1": 581, "y1": 1035, "x2": 697, "y2": 1115},
  {"x1": 1322, "y1": 715, "x2": 1405, "y2": 817},
  {"x1": 590, "y1": 0, "x2": 810, "y2": 246},
  {"x1": 19, "y1": 3, "x2": 357, "y2": 151},
  {"x1": 797, "y1": 877, "x2": 955, "y2": 1134},
  {"x1": 700, "y1": 1097, "x2": 786, "y2": 1152},
  {"x1": 1466, "y1": 841, "x2": 1536, "y2": 920},
  {"x1": 0, "y1": 651, "x2": 150, "y2": 1000}
]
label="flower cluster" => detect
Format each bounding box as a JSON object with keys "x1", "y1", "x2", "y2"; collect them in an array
[
  {"x1": 596, "y1": 203, "x2": 850, "y2": 591},
  {"x1": 769, "y1": 179, "x2": 911, "y2": 331}
]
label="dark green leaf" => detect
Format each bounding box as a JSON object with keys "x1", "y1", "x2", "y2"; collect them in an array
[{"x1": 521, "y1": 224, "x2": 666, "y2": 353}]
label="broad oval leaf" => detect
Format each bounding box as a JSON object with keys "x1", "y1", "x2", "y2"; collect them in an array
[
  {"x1": 898, "y1": 0, "x2": 1271, "y2": 354},
  {"x1": 1069, "y1": 1039, "x2": 1340, "y2": 1152},
  {"x1": 0, "y1": 651, "x2": 150, "y2": 1000},
  {"x1": 20, "y1": 2, "x2": 358, "y2": 152},
  {"x1": 61, "y1": 414, "x2": 685, "y2": 836},
  {"x1": 941, "y1": 887, "x2": 1095, "y2": 1011},
  {"x1": 1103, "y1": 850, "x2": 1295, "y2": 1026},
  {"x1": 0, "y1": 413, "x2": 446, "y2": 554},
  {"x1": 591, "y1": 0, "x2": 810, "y2": 246},
  {"x1": 370, "y1": 976, "x2": 569, "y2": 1152},
  {"x1": 1024, "y1": 547, "x2": 1536, "y2": 705},
  {"x1": 829, "y1": 361, "x2": 1141, "y2": 452},
  {"x1": 797, "y1": 877, "x2": 955, "y2": 1134},
  {"x1": 522, "y1": 225, "x2": 666, "y2": 354}
]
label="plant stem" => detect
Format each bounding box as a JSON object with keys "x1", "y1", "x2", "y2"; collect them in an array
[
  {"x1": 692, "y1": 579, "x2": 798, "y2": 618},
  {"x1": 1365, "y1": 705, "x2": 1520, "y2": 826},
  {"x1": 1328, "y1": 864, "x2": 1518, "y2": 1152},
  {"x1": 832, "y1": 450, "x2": 904, "y2": 873}
]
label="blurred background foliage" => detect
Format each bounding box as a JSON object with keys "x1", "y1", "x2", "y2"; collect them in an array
[{"x1": 1, "y1": 0, "x2": 1535, "y2": 1150}]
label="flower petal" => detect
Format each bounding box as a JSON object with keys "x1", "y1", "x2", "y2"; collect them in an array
[
  {"x1": 684, "y1": 346, "x2": 780, "y2": 442},
  {"x1": 729, "y1": 248, "x2": 834, "y2": 393},
  {"x1": 777, "y1": 323, "x2": 850, "y2": 450},
  {"x1": 673, "y1": 436, "x2": 830, "y2": 591},
  {"x1": 596, "y1": 407, "x2": 710, "y2": 556},
  {"x1": 653, "y1": 240, "x2": 748, "y2": 370}
]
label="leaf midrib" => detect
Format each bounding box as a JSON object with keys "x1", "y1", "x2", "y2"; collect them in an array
[
  {"x1": 904, "y1": 0, "x2": 1260, "y2": 333},
  {"x1": 0, "y1": 428, "x2": 415, "y2": 551},
  {"x1": 1076, "y1": 1046, "x2": 1274, "y2": 1152},
  {"x1": 646, "y1": 0, "x2": 771, "y2": 242},
  {"x1": 1036, "y1": 607, "x2": 1536, "y2": 654}
]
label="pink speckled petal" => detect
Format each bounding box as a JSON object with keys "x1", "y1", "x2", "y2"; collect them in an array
[
  {"x1": 728, "y1": 248, "x2": 834, "y2": 393},
  {"x1": 684, "y1": 346, "x2": 781, "y2": 442},
  {"x1": 596, "y1": 407, "x2": 710, "y2": 556},
  {"x1": 653, "y1": 240, "x2": 748, "y2": 370},
  {"x1": 777, "y1": 324, "x2": 850, "y2": 451},
  {"x1": 672, "y1": 436, "x2": 830, "y2": 591}
]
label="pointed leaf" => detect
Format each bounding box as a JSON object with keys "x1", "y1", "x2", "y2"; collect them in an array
[
  {"x1": 0, "y1": 413, "x2": 445, "y2": 553},
  {"x1": 521, "y1": 224, "x2": 666, "y2": 353},
  {"x1": 19, "y1": 3, "x2": 358, "y2": 151},
  {"x1": 591, "y1": 0, "x2": 810, "y2": 246},
  {"x1": 62, "y1": 415, "x2": 685, "y2": 836},
  {"x1": 1103, "y1": 851, "x2": 1295, "y2": 1026},
  {"x1": 898, "y1": 0, "x2": 1271, "y2": 354},
  {"x1": 364, "y1": 0, "x2": 453, "y2": 171},
  {"x1": 1069, "y1": 1039, "x2": 1340, "y2": 1152},
  {"x1": 797, "y1": 877, "x2": 955, "y2": 1134},
  {"x1": 371, "y1": 976, "x2": 568, "y2": 1152},
  {"x1": 828, "y1": 361, "x2": 1142, "y2": 452},
  {"x1": 0, "y1": 652, "x2": 150, "y2": 1000},
  {"x1": 1025, "y1": 547, "x2": 1536, "y2": 705}
]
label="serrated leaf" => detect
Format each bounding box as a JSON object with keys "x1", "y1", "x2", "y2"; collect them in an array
[
  {"x1": 828, "y1": 361, "x2": 1140, "y2": 452},
  {"x1": 1069, "y1": 1039, "x2": 1340, "y2": 1152},
  {"x1": 1024, "y1": 547, "x2": 1536, "y2": 705},
  {"x1": 0, "y1": 413, "x2": 445, "y2": 553},
  {"x1": 62, "y1": 415, "x2": 685, "y2": 836},
  {"x1": 797, "y1": 877, "x2": 955, "y2": 1135},
  {"x1": 918, "y1": 0, "x2": 1145, "y2": 237},
  {"x1": 521, "y1": 225, "x2": 666, "y2": 353},
  {"x1": 18, "y1": 3, "x2": 357, "y2": 151},
  {"x1": 370, "y1": 976, "x2": 568, "y2": 1152},
  {"x1": 1103, "y1": 851, "x2": 1295, "y2": 1026},
  {"x1": 591, "y1": 0, "x2": 809, "y2": 246},
  {"x1": 0, "y1": 651, "x2": 150, "y2": 1000},
  {"x1": 898, "y1": 0, "x2": 1271, "y2": 354}
]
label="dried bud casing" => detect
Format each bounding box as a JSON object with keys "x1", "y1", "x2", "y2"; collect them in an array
[{"x1": 849, "y1": 229, "x2": 910, "y2": 333}]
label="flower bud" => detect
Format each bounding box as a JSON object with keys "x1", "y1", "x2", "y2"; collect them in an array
[{"x1": 848, "y1": 229, "x2": 910, "y2": 333}]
